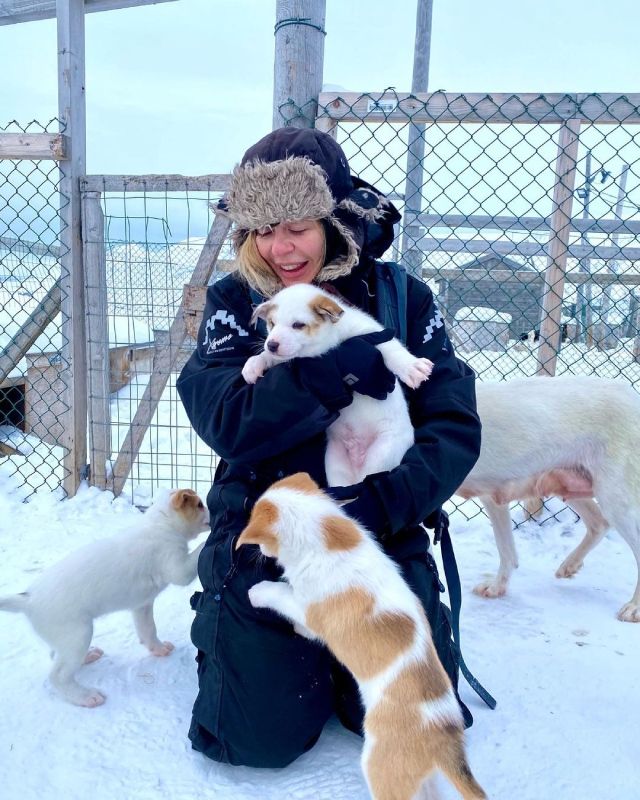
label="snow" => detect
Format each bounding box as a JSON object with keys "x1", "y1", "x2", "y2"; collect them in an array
[{"x1": 0, "y1": 478, "x2": 639, "y2": 799}]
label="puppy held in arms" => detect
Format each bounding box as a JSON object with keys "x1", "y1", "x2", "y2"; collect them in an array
[
  {"x1": 0, "y1": 489, "x2": 209, "y2": 708},
  {"x1": 236, "y1": 473, "x2": 486, "y2": 800},
  {"x1": 242, "y1": 283, "x2": 433, "y2": 486}
]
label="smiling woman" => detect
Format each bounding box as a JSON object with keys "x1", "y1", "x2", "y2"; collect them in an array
[
  {"x1": 253, "y1": 219, "x2": 326, "y2": 287},
  {"x1": 176, "y1": 126, "x2": 481, "y2": 770}
]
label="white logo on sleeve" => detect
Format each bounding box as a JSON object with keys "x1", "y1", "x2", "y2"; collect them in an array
[
  {"x1": 203, "y1": 310, "x2": 249, "y2": 354},
  {"x1": 422, "y1": 308, "x2": 444, "y2": 343}
]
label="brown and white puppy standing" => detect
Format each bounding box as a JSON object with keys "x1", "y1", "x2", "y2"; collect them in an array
[
  {"x1": 0, "y1": 489, "x2": 209, "y2": 707},
  {"x1": 241, "y1": 282, "x2": 433, "y2": 487},
  {"x1": 237, "y1": 473, "x2": 486, "y2": 800},
  {"x1": 457, "y1": 376, "x2": 640, "y2": 622}
]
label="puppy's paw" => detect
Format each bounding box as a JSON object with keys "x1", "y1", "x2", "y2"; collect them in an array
[
  {"x1": 555, "y1": 555, "x2": 583, "y2": 579},
  {"x1": 76, "y1": 689, "x2": 106, "y2": 708},
  {"x1": 248, "y1": 580, "x2": 277, "y2": 609},
  {"x1": 242, "y1": 354, "x2": 267, "y2": 384},
  {"x1": 617, "y1": 602, "x2": 640, "y2": 623},
  {"x1": 150, "y1": 641, "x2": 175, "y2": 657},
  {"x1": 473, "y1": 578, "x2": 507, "y2": 599},
  {"x1": 83, "y1": 647, "x2": 104, "y2": 664},
  {"x1": 397, "y1": 357, "x2": 433, "y2": 389}
]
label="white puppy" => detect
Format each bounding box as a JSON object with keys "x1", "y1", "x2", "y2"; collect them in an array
[
  {"x1": 242, "y1": 283, "x2": 432, "y2": 486},
  {"x1": 456, "y1": 376, "x2": 640, "y2": 622},
  {"x1": 237, "y1": 472, "x2": 486, "y2": 800},
  {"x1": 0, "y1": 488, "x2": 209, "y2": 706}
]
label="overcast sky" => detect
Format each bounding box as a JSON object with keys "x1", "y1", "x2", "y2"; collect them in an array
[{"x1": 1, "y1": 0, "x2": 638, "y2": 174}]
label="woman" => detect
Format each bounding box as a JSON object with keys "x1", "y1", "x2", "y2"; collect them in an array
[{"x1": 177, "y1": 127, "x2": 481, "y2": 768}]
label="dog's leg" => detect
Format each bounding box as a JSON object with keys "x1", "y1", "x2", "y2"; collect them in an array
[
  {"x1": 241, "y1": 351, "x2": 277, "y2": 384},
  {"x1": 132, "y1": 603, "x2": 175, "y2": 656},
  {"x1": 473, "y1": 495, "x2": 519, "y2": 598},
  {"x1": 47, "y1": 621, "x2": 106, "y2": 707},
  {"x1": 165, "y1": 541, "x2": 205, "y2": 586},
  {"x1": 248, "y1": 580, "x2": 315, "y2": 638},
  {"x1": 607, "y1": 514, "x2": 640, "y2": 623},
  {"x1": 375, "y1": 339, "x2": 433, "y2": 390},
  {"x1": 555, "y1": 498, "x2": 609, "y2": 579}
]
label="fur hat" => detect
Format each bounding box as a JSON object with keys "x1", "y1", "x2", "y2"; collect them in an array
[{"x1": 217, "y1": 128, "x2": 399, "y2": 287}]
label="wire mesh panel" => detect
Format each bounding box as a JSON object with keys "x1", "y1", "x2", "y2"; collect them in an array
[
  {"x1": 80, "y1": 178, "x2": 233, "y2": 504},
  {"x1": 0, "y1": 119, "x2": 70, "y2": 499},
  {"x1": 315, "y1": 92, "x2": 640, "y2": 389}
]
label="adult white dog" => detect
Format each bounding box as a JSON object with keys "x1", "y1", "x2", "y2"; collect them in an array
[
  {"x1": 457, "y1": 376, "x2": 640, "y2": 622},
  {"x1": 0, "y1": 488, "x2": 209, "y2": 706}
]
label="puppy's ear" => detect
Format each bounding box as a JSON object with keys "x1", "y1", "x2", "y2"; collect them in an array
[
  {"x1": 309, "y1": 294, "x2": 344, "y2": 323},
  {"x1": 250, "y1": 301, "x2": 274, "y2": 327},
  {"x1": 236, "y1": 498, "x2": 280, "y2": 555},
  {"x1": 170, "y1": 488, "x2": 198, "y2": 510}
]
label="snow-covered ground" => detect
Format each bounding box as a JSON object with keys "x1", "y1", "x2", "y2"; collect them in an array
[{"x1": 0, "y1": 482, "x2": 638, "y2": 800}]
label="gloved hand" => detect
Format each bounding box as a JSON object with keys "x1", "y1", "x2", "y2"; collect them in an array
[
  {"x1": 326, "y1": 480, "x2": 391, "y2": 541},
  {"x1": 294, "y1": 330, "x2": 396, "y2": 410}
]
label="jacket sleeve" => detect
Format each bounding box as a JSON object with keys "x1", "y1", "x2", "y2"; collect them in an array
[
  {"x1": 176, "y1": 277, "x2": 350, "y2": 464},
  {"x1": 367, "y1": 278, "x2": 482, "y2": 535}
]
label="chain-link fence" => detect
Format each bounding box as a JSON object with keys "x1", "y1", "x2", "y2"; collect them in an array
[
  {"x1": 80, "y1": 177, "x2": 233, "y2": 503},
  {"x1": 314, "y1": 91, "x2": 640, "y2": 388},
  {"x1": 0, "y1": 118, "x2": 70, "y2": 499},
  {"x1": 5, "y1": 93, "x2": 639, "y2": 508}
]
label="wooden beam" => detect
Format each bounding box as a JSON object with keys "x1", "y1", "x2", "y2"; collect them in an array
[
  {"x1": 0, "y1": 235, "x2": 62, "y2": 258},
  {"x1": 414, "y1": 236, "x2": 640, "y2": 262},
  {"x1": 0, "y1": 133, "x2": 68, "y2": 160},
  {"x1": 537, "y1": 120, "x2": 581, "y2": 376},
  {"x1": 0, "y1": 0, "x2": 176, "y2": 25},
  {"x1": 82, "y1": 192, "x2": 111, "y2": 491},
  {"x1": 0, "y1": 278, "x2": 61, "y2": 386},
  {"x1": 110, "y1": 214, "x2": 231, "y2": 497},
  {"x1": 318, "y1": 92, "x2": 640, "y2": 125},
  {"x1": 415, "y1": 212, "x2": 640, "y2": 237},
  {"x1": 57, "y1": 0, "x2": 87, "y2": 497},
  {"x1": 424, "y1": 267, "x2": 640, "y2": 287},
  {"x1": 81, "y1": 174, "x2": 232, "y2": 192}
]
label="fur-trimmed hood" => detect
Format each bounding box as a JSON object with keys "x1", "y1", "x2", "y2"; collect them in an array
[{"x1": 216, "y1": 128, "x2": 400, "y2": 291}]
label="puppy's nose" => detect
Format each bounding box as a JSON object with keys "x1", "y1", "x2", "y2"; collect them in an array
[{"x1": 267, "y1": 340, "x2": 279, "y2": 354}]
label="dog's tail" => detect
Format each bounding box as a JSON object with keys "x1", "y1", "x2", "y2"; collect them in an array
[{"x1": 0, "y1": 592, "x2": 30, "y2": 614}]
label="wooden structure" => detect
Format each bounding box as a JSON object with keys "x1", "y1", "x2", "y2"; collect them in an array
[{"x1": 435, "y1": 254, "x2": 543, "y2": 339}]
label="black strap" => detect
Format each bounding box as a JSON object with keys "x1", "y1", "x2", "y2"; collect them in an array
[
  {"x1": 435, "y1": 511, "x2": 497, "y2": 710},
  {"x1": 374, "y1": 261, "x2": 407, "y2": 344}
]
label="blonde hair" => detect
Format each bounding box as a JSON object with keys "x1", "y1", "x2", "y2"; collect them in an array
[{"x1": 233, "y1": 222, "x2": 326, "y2": 298}]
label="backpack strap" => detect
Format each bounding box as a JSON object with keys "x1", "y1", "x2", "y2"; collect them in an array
[
  {"x1": 433, "y1": 511, "x2": 497, "y2": 710},
  {"x1": 374, "y1": 261, "x2": 408, "y2": 344}
]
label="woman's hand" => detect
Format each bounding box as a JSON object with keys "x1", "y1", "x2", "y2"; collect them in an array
[{"x1": 295, "y1": 330, "x2": 396, "y2": 404}]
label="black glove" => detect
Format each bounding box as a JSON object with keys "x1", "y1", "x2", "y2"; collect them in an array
[
  {"x1": 326, "y1": 480, "x2": 391, "y2": 541},
  {"x1": 294, "y1": 330, "x2": 396, "y2": 410}
]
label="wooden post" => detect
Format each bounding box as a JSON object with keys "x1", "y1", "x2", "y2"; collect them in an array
[
  {"x1": 401, "y1": 0, "x2": 433, "y2": 277},
  {"x1": 600, "y1": 164, "x2": 629, "y2": 349},
  {"x1": 82, "y1": 191, "x2": 111, "y2": 490},
  {"x1": 273, "y1": 0, "x2": 326, "y2": 129},
  {"x1": 57, "y1": 0, "x2": 88, "y2": 496},
  {"x1": 536, "y1": 119, "x2": 581, "y2": 376},
  {"x1": 110, "y1": 215, "x2": 231, "y2": 497}
]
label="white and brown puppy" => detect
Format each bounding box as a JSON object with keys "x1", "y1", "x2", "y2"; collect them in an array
[
  {"x1": 237, "y1": 472, "x2": 486, "y2": 800},
  {"x1": 0, "y1": 489, "x2": 209, "y2": 707},
  {"x1": 241, "y1": 283, "x2": 433, "y2": 487},
  {"x1": 457, "y1": 376, "x2": 640, "y2": 622}
]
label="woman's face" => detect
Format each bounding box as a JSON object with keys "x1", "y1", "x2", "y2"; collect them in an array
[{"x1": 255, "y1": 219, "x2": 325, "y2": 287}]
